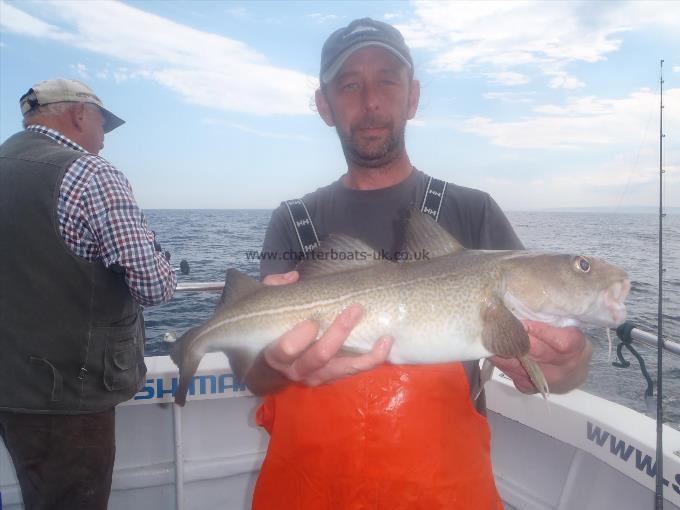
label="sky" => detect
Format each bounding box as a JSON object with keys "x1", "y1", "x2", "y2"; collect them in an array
[{"x1": 1, "y1": 0, "x2": 679, "y2": 211}]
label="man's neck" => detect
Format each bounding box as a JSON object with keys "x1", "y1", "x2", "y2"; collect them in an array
[{"x1": 342, "y1": 155, "x2": 413, "y2": 190}]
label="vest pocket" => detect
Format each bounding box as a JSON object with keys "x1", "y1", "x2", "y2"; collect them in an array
[{"x1": 103, "y1": 331, "x2": 141, "y2": 391}]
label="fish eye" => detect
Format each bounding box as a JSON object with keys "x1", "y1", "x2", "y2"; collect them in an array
[{"x1": 575, "y1": 256, "x2": 591, "y2": 273}]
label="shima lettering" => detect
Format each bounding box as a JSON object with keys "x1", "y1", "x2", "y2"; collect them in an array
[
  {"x1": 586, "y1": 421, "x2": 680, "y2": 495},
  {"x1": 134, "y1": 373, "x2": 247, "y2": 401}
]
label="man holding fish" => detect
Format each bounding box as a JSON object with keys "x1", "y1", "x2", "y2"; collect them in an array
[
  {"x1": 171, "y1": 17, "x2": 627, "y2": 510},
  {"x1": 252, "y1": 18, "x2": 597, "y2": 510}
]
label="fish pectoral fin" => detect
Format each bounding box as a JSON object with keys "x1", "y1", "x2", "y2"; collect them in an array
[
  {"x1": 480, "y1": 297, "x2": 530, "y2": 358},
  {"x1": 519, "y1": 356, "x2": 550, "y2": 400}
]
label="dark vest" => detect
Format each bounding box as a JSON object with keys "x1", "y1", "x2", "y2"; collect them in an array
[{"x1": 0, "y1": 130, "x2": 146, "y2": 414}]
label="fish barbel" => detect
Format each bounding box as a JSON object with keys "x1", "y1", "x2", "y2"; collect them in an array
[{"x1": 171, "y1": 211, "x2": 630, "y2": 405}]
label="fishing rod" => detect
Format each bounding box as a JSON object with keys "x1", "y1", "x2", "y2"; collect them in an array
[
  {"x1": 655, "y1": 58, "x2": 665, "y2": 510},
  {"x1": 611, "y1": 62, "x2": 672, "y2": 510}
]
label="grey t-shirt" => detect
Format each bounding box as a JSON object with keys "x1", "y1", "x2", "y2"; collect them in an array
[
  {"x1": 259, "y1": 168, "x2": 523, "y2": 409},
  {"x1": 261, "y1": 168, "x2": 522, "y2": 278}
]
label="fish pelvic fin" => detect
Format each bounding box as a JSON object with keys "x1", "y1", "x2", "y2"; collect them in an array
[
  {"x1": 520, "y1": 356, "x2": 550, "y2": 400},
  {"x1": 472, "y1": 359, "x2": 495, "y2": 401},
  {"x1": 170, "y1": 324, "x2": 206, "y2": 407},
  {"x1": 481, "y1": 297, "x2": 530, "y2": 358}
]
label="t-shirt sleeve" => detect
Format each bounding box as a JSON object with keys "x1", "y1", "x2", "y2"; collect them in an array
[
  {"x1": 477, "y1": 194, "x2": 524, "y2": 250},
  {"x1": 260, "y1": 204, "x2": 300, "y2": 279}
]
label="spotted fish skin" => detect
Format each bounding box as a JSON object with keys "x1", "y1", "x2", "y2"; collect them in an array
[{"x1": 171, "y1": 211, "x2": 629, "y2": 405}]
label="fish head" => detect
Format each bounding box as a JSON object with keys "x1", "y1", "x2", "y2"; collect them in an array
[{"x1": 502, "y1": 253, "x2": 630, "y2": 328}]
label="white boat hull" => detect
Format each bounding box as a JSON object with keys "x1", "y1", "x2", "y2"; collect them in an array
[{"x1": 1, "y1": 353, "x2": 678, "y2": 510}]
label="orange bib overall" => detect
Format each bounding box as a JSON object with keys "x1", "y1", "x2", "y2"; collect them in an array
[{"x1": 253, "y1": 363, "x2": 503, "y2": 510}]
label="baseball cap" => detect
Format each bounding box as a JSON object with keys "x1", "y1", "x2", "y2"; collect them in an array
[
  {"x1": 320, "y1": 18, "x2": 413, "y2": 85},
  {"x1": 19, "y1": 78, "x2": 125, "y2": 133}
]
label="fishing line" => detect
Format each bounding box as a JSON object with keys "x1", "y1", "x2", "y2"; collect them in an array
[{"x1": 613, "y1": 90, "x2": 655, "y2": 213}]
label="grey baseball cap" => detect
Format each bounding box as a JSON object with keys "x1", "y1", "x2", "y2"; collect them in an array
[
  {"x1": 320, "y1": 18, "x2": 413, "y2": 84},
  {"x1": 19, "y1": 78, "x2": 125, "y2": 133}
]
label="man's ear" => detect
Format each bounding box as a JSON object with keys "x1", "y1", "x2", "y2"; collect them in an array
[
  {"x1": 407, "y1": 79, "x2": 420, "y2": 120},
  {"x1": 315, "y1": 88, "x2": 335, "y2": 127},
  {"x1": 70, "y1": 103, "x2": 87, "y2": 132}
]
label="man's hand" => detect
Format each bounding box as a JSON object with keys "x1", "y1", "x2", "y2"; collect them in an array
[
  {"x1": 490, "y1": 320, "x2": 593, "y2": 394},
  {"x1": 243, "y1": 271, "x2": 393, "y2": 395},
  {"x1": 263, "y1": 303, "x2": 393, "y2": 387}
]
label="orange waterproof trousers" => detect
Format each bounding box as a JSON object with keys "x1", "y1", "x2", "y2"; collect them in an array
[{"x1": 253, "y1": 363, "x2": 503, "y2": 510}]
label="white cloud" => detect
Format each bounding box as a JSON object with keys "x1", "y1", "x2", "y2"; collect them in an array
[
  {"x1": 674, "y1": 66, "x2": 680, "y2": 73},
  {"x1": 70, "y1": 62, "x2": 89, "y2": 79},
  {"x1": 485, "y1": 71, "x2": 530, "y2": 86},
  {"x1": 483, "y1": 91, "x2": 536, "y2": 104},
  {"x1": 459, "y1": 88, "x2": 680, "y2": 150},
  {"x1": 0, "y1": 1, "x2": 72, "y2": 40},
  {"x1": 547, "y1": 71, "x2": 585, "y2": 90},
  {"x1": 533, "y1": 104, "x2": 567, "y2": 115},
  {"x1": 306, "y1": 13, "x2": 343, "y2": 24},
  {"x1": 401, "y1": 0, "x2": 678, "y2": 88},
  {"x1": 483, "y1": 155, "x2": 680, "y2": 211},
  {"x1": 383, "y1": 12, "x2": 406, "y2": 21},
  {"x1": 1, "y1": 0, "x2": 316, "y2": 116}
]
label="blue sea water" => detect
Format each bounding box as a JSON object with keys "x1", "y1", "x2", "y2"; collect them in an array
[{"x1": 143, "y1": 209, "x2": 680, "y2": 427}]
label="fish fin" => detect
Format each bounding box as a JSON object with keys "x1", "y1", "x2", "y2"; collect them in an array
[
  {"x1": 472, "y1": 359, "x2": 495, "y2": 401},
  {"x1": 296, "y1": 234, "x2": 388, "y2": 279},
  {"x1": 223, "y1": 346, "x2": 255, "y2": 385},
  {"x1": 170, "y1": 324, "x2": 206, "y2": 406},
  {"x1": 519, "y1": 356, "x2": 550, "y2": 400},
  {"x1": 481, "y1": 297, "x2": 530, "y2": 357},
  {"x1": 217, "y1": 268, "x2": 264, "y2": 312},
  {"x1": 401, "y1": 208, "x2": 465, "y2": 261}
]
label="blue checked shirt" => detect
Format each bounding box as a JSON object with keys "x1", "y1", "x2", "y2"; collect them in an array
[{"x1": 26, "y1": 125, "x2": 176, "y2": 306}]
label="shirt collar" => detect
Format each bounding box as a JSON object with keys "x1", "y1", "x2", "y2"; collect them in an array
[{"x1": 26, "y1": 124, "x2": 86, "y2": 153}]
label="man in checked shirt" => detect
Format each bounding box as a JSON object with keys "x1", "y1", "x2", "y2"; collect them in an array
[{"x1": 0, "y1": 78, "x2": 176, "y2": 510}]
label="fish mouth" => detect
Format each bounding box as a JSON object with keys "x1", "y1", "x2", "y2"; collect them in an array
[{"x1": 601, "y1": 279, "x2": 630, "y2": 327}]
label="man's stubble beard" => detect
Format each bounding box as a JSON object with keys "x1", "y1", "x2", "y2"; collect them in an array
[{"x1": 336, "y1": 119, "x2": 407, "y2": 169}]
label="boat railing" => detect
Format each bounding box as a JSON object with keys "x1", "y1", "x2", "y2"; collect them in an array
[
  {"x1": 176, "y1": 282, "x2": 225, "y2": 292},
  {"x1": 618, "y1": 322, "x2": 680, "y2": 357}
]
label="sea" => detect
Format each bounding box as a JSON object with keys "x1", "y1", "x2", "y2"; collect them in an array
[{"x1": 143, "y1": 209, "x2": 680, "y2": 428}]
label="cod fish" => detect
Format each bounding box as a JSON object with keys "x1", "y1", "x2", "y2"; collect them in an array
[{"x1": 171, "y1": 210, "x2": 630, "y2": 406}]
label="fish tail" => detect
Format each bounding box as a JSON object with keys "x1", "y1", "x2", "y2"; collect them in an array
[
  {"x1": 520, "y1": 356, "x2": 550, "y2": 400},
  {"x1": 170, "y1": 325, "x2": 207, "y2": 406}
]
